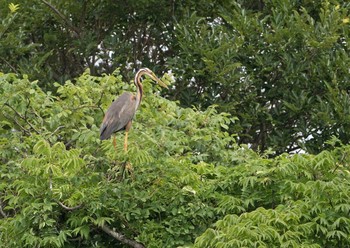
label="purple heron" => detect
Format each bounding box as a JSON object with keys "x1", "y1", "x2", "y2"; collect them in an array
[{"x1": 100, "y1": 68, "x2": 168, "y2": 151}]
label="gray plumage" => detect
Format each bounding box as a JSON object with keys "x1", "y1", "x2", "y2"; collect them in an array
[{"x1": 100, "y1": 92, "x2": 137, "y2": 140}]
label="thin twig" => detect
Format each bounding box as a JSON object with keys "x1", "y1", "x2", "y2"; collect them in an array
[
  {"x1": 31, "y1": 108, "x2": 44, "y2": 127},
  {"x1": 0, "y1": 57, "x2": 18, "y2": 73},
  {"x1": 4, "y1": 103, "x2": 40, "y2": 134},
  {"x1": 56, "y1": 200, "x2": 83, "y2": 211},
  {"x1": 2, "y1": 112, "x2": 30, "y2": 135},
  {"x1": 100, "y1": 224, "x2": 145, "y2": 248},
  {"x1": 49, "y1": 125, "x2": 65, "y2": 137},
  {"x1": 332, "y1": 151, "x2": 348, "y2": 174}
]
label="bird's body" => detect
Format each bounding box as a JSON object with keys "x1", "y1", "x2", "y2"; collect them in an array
[
  {"x1": 100, "y1": 68, "x2": 167, "y2": 151},
  {"x1": 100, "y1": 92, "x2": 137, "y2": 140}
]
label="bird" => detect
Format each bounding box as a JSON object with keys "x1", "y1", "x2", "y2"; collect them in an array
[{"x1": 100, "y1": 68, "x2": 168, "y2": 152}]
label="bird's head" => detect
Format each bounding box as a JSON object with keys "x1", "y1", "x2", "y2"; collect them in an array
[{"x1": 136, "y1": 68, "x2": 168, "y2": 89}]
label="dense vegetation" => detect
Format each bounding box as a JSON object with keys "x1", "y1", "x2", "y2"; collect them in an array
[
  {"x1": 1, "y1": 71, "x2": 350, "y2": 247},
  {"x1": 1, "y1": 0, "x2": 350, "y2": 247},
  {"x1": 1, "y1": 0, "x2": 349, "y2": 154}
]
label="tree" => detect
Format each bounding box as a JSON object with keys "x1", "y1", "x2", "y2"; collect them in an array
[
  {"x1": 1, "y1": 0, "x2": 349, "y2": 154},
  {"x1": 169, "y1": 0, "x2": 350, "y2": 154},
  {"x1": 193, "y1": 142, "x2": 350, "y2": 247},
  {"x1": 0, "y1": 0, "x2": 229, "y2": 83},
  {"x1": 2, "y1": 0, "x2": 350, "y2": 247},
  {"x1": 0, "y1": 71, "x2": 237, "y2": 247},
  {"x1": 1, "y1": 71, "x2": 350, "y2": 247}
]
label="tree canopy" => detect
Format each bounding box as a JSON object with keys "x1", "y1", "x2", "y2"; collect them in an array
[
  {"x1": 1, "y1": 0, "x2": 349, "y2": 153},
  {"x1": 1, "y1": 71, "x2": 350, "y2": 247},
  {"x1": 1, "y1": 0, "x2": 350, "y2": 247}
]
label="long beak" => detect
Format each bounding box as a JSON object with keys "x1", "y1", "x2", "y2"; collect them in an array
[{"x1": 149, "y1": 73, "x2": 168, "y2": 89}]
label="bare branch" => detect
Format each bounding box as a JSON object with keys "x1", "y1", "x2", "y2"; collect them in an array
[
  {"x1": 49, "y1": 125, "x2": 65, "y2": 137},
  {"x1": 56, "y1": 200, "x2": 83, "y2": 211},
  {"x1": 100, "y1": 224, "x2": 145, "y2": 248}
]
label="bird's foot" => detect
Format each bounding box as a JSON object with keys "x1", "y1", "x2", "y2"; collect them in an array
[{"x1": 122, "y1": 161, "x2": 134, "y2": 179}]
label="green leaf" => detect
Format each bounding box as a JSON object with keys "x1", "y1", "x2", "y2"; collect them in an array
[
  {"x1": 33, "y1": 139, "x2": 51, "y2": 157},
  {"x1": 8, "y1": 3, "x2": 20, "y2": 13}
]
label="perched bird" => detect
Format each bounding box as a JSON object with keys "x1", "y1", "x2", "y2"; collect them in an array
[{"x1": 100, "y1": 68, "x2": 168, "y2": 151}]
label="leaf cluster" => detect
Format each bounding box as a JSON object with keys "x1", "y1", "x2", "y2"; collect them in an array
[{"x1": 194, "y1": 145, "x2": 350, "y2": 247}]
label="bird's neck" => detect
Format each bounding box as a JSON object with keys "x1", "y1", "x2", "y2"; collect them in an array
[{"x1": 135, "y1": 79, "x2": 143, "y2": 110}]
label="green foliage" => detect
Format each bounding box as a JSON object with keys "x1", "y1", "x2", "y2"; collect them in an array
[
  {"x1": 194, "y1": 145, "x2": 350, "y2": 247},
  {"x1": 1, "y1": 71, "x2": 350, "y2": 247},
  {"x1": 0, "y1": 71, "x2": 237, "y2": 247},
  {"x1": 170, "y1": 0, "x2": 350, "y2": 154},
  {"x1": 1, "y1": 0, "x2": 349, "y2": 154},
  {"x1": 0, "y1": 0, "x2": 229, "y2": 83},
  {"x1": 1, "y1": 0, "x2": 350, "y2": 246}
]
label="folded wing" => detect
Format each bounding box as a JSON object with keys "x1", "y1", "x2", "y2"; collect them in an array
[{"x1": 100, "y1": 92, "x2": 137, "y2": 140}]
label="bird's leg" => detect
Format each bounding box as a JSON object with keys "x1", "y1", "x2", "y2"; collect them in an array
[
  {"x1": 123, "y1": 121, "x2": 132, "y2": 152},
  {"x1": 113, "y1": 135, "x2": 117, "y2": 150},
  {"x1": 124, "y1": 131, "x2": 128, "y2": 152},
  {"x1": 122, "y1": 131, "x2": 134, "y2": 178}
]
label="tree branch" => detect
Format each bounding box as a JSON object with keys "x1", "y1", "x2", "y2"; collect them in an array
[
  {"x1": 0, "y1": 57, "x2": 18, "y2": 73},
  {"x1": 100, "y1": 224, "x2": 145, "y2": 248},
  {"x1": 2, "y1": 111, "x2": 30, "y2": 135},
  {"x1": 56, "y1": 200, "x2": 83, "y2": 211},
  {"x1": 49, "y1": 125, "x2": 65, "y2": 137},
  {"x1": 4, "y1": 103, "x2": 40, "y2": 134},
  {"x1": 41, "y1": 0, "x2": 80, "y2": 37},
  {"x1": 55, "y1": 200, "x2": 143, "y2": 247}
]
